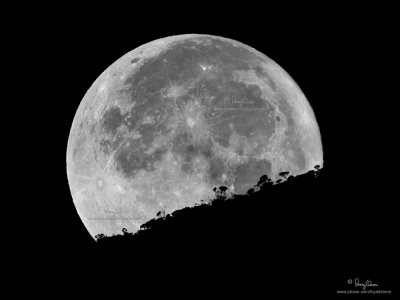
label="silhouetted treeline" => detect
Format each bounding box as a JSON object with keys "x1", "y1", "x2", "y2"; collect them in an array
[{"x1": 95, "y1": 166, "x2": 325, "y2": 255}]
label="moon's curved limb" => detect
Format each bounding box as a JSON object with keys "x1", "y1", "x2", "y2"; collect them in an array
[{"x1": 67, "y1": 34, "x2": 323, "y2": 239}]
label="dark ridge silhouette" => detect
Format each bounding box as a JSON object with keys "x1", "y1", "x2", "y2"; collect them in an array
[
  {"x1": 95, "y1": 165, "x2": 327, "y2": 262},
  {"x1": 88, "y1": 164, "x2": 348, "y2": 294}
]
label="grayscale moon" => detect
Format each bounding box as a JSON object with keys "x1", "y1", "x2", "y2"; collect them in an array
[{"x1": 66, "y1": 34, "x2": 323, "y2": 239}]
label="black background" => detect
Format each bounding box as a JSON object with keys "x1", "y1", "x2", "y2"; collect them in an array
[{"x1": 20, "y1": 3, "x2": 396, "y2": 295}]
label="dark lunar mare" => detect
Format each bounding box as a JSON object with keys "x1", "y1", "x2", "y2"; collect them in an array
[
  {"x1": 93, "y1": 37, "x2": 302, "y2": 189},
  {"x1": 114, "y1": 139, "x2": 167, "y2": 178},
  {"x1": 101, "y1": 107, "x2": 124, "y2": 134},
  {"x1": 122, "y1": 38, "x2": 263, "y2": 105}
]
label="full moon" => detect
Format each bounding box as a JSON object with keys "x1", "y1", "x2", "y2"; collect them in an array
[{"x1": 66, "y1": 34, "x2": 323, "y2": 239}]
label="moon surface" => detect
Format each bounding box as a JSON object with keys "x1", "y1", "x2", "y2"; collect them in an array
[{"x1": 66, "y1": 34, "x2": 323, "y2": 239}]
